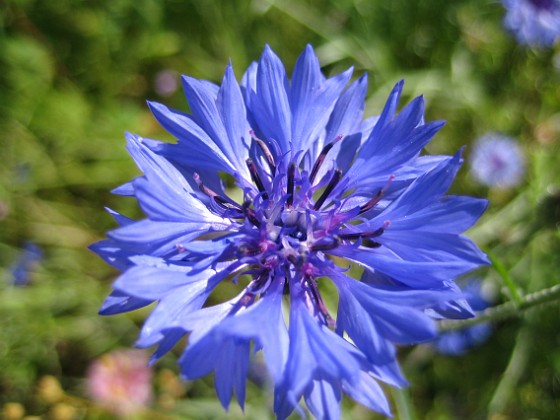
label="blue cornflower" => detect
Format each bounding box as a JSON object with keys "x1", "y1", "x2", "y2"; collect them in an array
[
  {"x1": 470, "y1": 133, "x2": 525, "y2": 189},
  {"x1": 10, "y1": 242, "x2": 43, "y2": 286},
  {"x1": 433, "y1": 280, "x2": 493, "y2": 356},
  {"x1": 502, "y1": 0, "x2": 560, "y2": 47},
  {"x1": 92, "y1": 45, "x2": 488, "y2": 419}
]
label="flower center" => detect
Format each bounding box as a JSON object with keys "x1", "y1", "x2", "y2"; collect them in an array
[
  {"x1": 194, "y1": 133, "x2": 392, "y2": 265},
  {"x1": 191, "y1": 133, "x2": 393, "y2": 326}
]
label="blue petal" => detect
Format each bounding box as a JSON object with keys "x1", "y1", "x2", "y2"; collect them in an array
[
  {"x1": 179, "y1": 331, "x2": 223, "y2": 378},
  {"x1": 376, "y1": 150, "x2": 464, "y2": 220},
  {"x1": 290, "y1": 45, "x2": 353, "y2": 153},
  {"x1": 215, "y1": 340, "x2": 250, "y2": 409},
  {"x1": 335, "y1": 283, "x2": 396, "y2": 364},
  {"x1": 136, "y1": 290, "x2": 208, "y2": 347},
  {"x1": 240, "y1": 61, "x2": 258, "y2": 105},
  {"x1": 148, "y1": 328, "x2": 185, "y2": 365},
  {"x1": 330, "y1": 246, "x2": 470, "y2": 288},
  {"x1": 368, "y1": 80, "x2": 404, "y2": 139},
  {"x1": 98, "y1": 289, "x2": 153, "y2": 315},
  {"x1": 394, "y1": 155, "x2": 451, "y2": 181},
  {"x1": 181, "y1": 234, "x2": 235, "y2": 256},
  {"x1": 326, "y1": 73, "x2": 368, "y2": 141},
  {"x1": 332, "y1": 270, "x2": 451, "y2": 346},
  {"x1": 104, "y1": 207, "x2": 134, "y2": 226},
  {"x1": 362, "y1": 94, "x2": 427, "y2": 160},
  {"x1": 217, "y1": 278, "x2": 289, "y2": 381},
  {"x1": 217, "y1": 64, "x2": 251, "y2": 174},
  {"x1": 275, "y1": 285, "x2": 362, "y2": 418},
  {"x1": 368, "y1": 300, "x2": 437, "y2": 344},
  {"x1": 133, "y1": 263, "x2": 238, "y2": 348},
  {"x1": 378, "y1": 231, "x2": 489, "y2": 267},
  {"x1": 108, "y1": 219, "x2": 217, "y2": 257},
  {"x1": 89, "y1": 238, "x2": 137, "y2": 270},
  {"x1": 111, "y1": 181, "x2": 135, "y2": 196},
  {"x1": 349, "y1": 120, "x2": 445, "y2": 191},
  {"x1": 113, "y1": 263, "x2": 214, "y2": 300},
  {"x1": 342, "y1": 85, "x2": 447, "y2": 193},
  {"x1": 251, "y1": 45, "x2": 292, "y2": 152},
  {"x1": 147, "y1": 102, "x2": 235, "y2": 172},
  {"x1": 342, "y1": 371, "x2": 392, "y2": 417},
  {"x1": 305, "y1": 379, "x2": 341, "y2": 420},
  {"x1": 389, "y1": 195, "x2": 488, "y2": 234},
  {"x1": 369, "y1": 360, "x2": 408, "y2": 388},
  {"x1": 179, "y1": 278, "x2": 287, "y2": 410},
  {"x1": 183, "y1": 69, "x2": 251, "y2": 180},
  {"x1": 126, "y1": 134, "x2": 227, "y2": 224}
]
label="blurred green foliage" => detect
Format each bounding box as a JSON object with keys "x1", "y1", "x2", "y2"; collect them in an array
[{"x1": 1, "y1": 0, "x2": 559, "y2": 418}]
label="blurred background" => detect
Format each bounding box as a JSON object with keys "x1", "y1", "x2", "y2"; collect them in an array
[{"x1": 1, "y1": 0, "x2": 559, "y2": 419}]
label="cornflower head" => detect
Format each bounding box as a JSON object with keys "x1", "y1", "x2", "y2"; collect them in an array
[
  {"x1": 10, "y1": 242, "x2": 42, "y2": 286},
  {"x1": 470, "y1": 132, "x2": 525, "y2": 189},
  {"x1": 502, "y1": 0, "x2": 560, "y2": 47},
  {"x1": 91, "y1": 45, "x2": 489, "y2": 419}
]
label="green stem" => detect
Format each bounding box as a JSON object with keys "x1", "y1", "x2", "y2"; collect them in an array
[
  {"x1": 390, "y1": 387, "x2": 416, "y2": 420},
  {"x1": 438, "y1": 284, "x2": 560, "y2": 332},
  {"x1": 487, "y1": 251, "x2": 524, "y2": 306},
  {"x1": 487, "y1": 323, "x2": 531, "y2": 415}
]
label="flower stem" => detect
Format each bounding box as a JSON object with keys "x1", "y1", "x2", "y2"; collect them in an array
[
  {"x1": 438, "y1": 284, "x2": 560, "y2": 332},
  {"x1": 487, "y1": 324, "x2": 531, "y2": 415},
  {"x1": 487, "y1": 251, "x2": 524, "y2": 306},
  {"x1": 390, "y1": 387, "x2": 416, "y2": 420}
]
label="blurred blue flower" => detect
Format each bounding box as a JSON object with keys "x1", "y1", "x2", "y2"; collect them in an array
[
  {"x1": 92, "y1": 45, "x2": 489, "y2": 418},
  {"x1": 154, "y1": 70, "x2": 179, "y2": 97},
  {"x1": 502, "y1": 0, "x2": 560, "y2": 47},
  {"x1": 10, "y1": 242, "x2": 42, "y2": 286},
  {"x1": 470, "y1": 133, "x2": 525, "y2": 189},
  {"x1": 434, "y1": 281, "x2": 493, "y2": 356}
]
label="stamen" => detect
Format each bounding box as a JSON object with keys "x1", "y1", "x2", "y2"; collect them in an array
[
  {"x1": 250, "y1": 130, "x2": 276, "y2": 176},
  {"x1": 306, "y1": 276, "x2": 336, "y2": 329},
  {"x1": 249, "y1": 270, "x2": 272, "y2": 295},
  {"x1": 194, "y1": 173, "x2": 242, "y2": 211},
  {"x1": 362, "y1": 239, "x2": 382, "y2": 248},
  {"x1": 359, "y1": 175, "x2": 395, "y2": 214},
  {"x1": 237, "y1": 270, "x2": 271, "y2": 308},
  {"x1": 338, "y1": 225, "x2": 387, "y2": 240},
  {"x1": 241, "y1": 201, "x2": 261, "y2": 227},
  {"x1": 246, "y1": 158, "x2": 268, "y2": 200},
  {"x1": 310, "y1": 236, "x2": 340, "y2": 251},
  {"x1": 287, "y1": 162, "x2": 296, "y2": 207},
  {"x1": 339, "y1": 221, "x2": 390, "y2": 248},
  {"x1": 309, "y1": 135, "x2": 343, "y2": 185},
  {"x1": 314, "y1": 169, "x2": 342, "y2": 210}
]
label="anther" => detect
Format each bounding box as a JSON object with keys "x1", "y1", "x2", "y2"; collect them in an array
[
  {"x1": 339, "y1": 227, "x2": 385, "y2": 241},
  {"x1": 306, "y1": 276, "x2": 336, "y2": 329},
  {"x1": 241, "y1": 201, "x2": 261, "y2": 227},
  {"x1": 339, "y1": 221, "x2": 389, "y2": 248},
  {"x1": 287, "y1": 162, "x2": 296, "y2": 207},
  {"x1": 314, "y1": 169, "x2": 342, "y2": 210},
  {"x1": 359, "y1": 175, "x2": 395, "y2": 214},
  {"x1": 309, "y1": 135, "x2": 343, "y2": 185},
  {"x1": 194, "y1": 173, "x2": 242, "y2": 211},
  {"x1": 250, "y1": 130, "x2": 276, "y2": 176},
  {"x1": 310, "y1": 236, "x2": 340, "y2": 251},
  {"x1": 246, "y1": 158, "x2": 268, "y2": 200}
]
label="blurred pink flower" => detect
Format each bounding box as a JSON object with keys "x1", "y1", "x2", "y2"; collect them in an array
[
  {"x1": 86, "y1": 349, "x2": 153, "y2": 417},
  {"x1": 154, "y1": 70, "x2": 179, "y2": 97}
]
